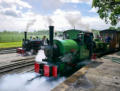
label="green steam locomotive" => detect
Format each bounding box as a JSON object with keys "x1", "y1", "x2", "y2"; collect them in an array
[{"x1": 34, "y1": 26, "x2": 119, "y2": 77}]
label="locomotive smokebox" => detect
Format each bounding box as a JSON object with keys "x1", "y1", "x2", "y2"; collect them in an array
[
  {"x1": 49, "y1": 26, "x2": 54, "y2": 46},
  {"x1": 24, "y1": 31, "x2": 27, "y2": 40}
]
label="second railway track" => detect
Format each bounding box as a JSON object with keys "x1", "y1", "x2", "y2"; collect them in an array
[
  {"x1": 0, "y1": 58, "x2": 35, "y2": 74},
  {"x1": 0, "y1": 48, "x2": 16, "y2": 54}
]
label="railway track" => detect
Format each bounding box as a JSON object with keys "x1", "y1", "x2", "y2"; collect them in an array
[
  {"x1": 0, "y1": 48, "x2": 16, "y2": 54},
  {"x1": 0, "y1": 58, "x2": 35, "y2": 74}
]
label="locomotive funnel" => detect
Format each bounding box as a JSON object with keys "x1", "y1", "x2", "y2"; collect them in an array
[
  {"x1": 24, "y1": 31, "x2": 27, "y2": 40},
  {"x1": 49, "y1": 26, "x2": 54, "y2": 46}
]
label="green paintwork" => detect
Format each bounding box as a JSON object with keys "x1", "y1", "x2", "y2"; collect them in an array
[
  {"x1": 77, "y1": 33, "x2": 89, "y2": 60},
  {"x1": 94, "y1": 39, "x2": 107, "y2": 49},
  {"x1": 79, "y1": 45, "x2": 89, "y2": 60},
  {"x1": 63, "y1": 29, "x2": 82, "y2": 39},
  {"x1": 59, "y1": 63, "x2": 65, "y2": 72},
  {"x1": 54, "y1": 39, "x2": 79, "y2": 56},
  {"x1": 54, "y1": 32, "x2": 90, "y2": 61}
]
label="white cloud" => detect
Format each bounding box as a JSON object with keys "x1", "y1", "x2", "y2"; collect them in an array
[
  {"x1": 0, "y1": 9, "x2": 117, "y2": 32},
  {"x1": 0, "y1": 0, "x2": 34, "y2": 31},
  {"x1": 0, "y1": 14, "x2": 27, "y2": 31},
  {"x1": 89, "y1": 7, "x2": 98, "y2": 13},
  {"x1": 40, "y1": 0, "x2": 62, "y2": 10},
  {"x1": 16, "y1": 0, "x2": 32, "y2": 8},
  {"x1": 82, "y1": 16, "x2": 111, "y2": 30},
  {"x1": 1, "y1": 0, "x2": 32, "y2": 8},
  {"x1": 0, "y1": 0, "x2": 119, "y2": 32},
  {"x1": 0, "y1": 11, "x2": 49, "y2": 31},
  {"x1": 51, "y1": 9, "x2": 113, "y2": 31},
  {"x1": 39, "y1": 0, "x2": 92, "y2": 10},
  {"x1": 0, "y1": 6, "x2": 21, "y2": 17},
  {"x1": 0, "y1": 0, "x2": 32, "y2": 17},
  {"x1": 61, "y1": 0, "x2": 92, "y2": 4}
]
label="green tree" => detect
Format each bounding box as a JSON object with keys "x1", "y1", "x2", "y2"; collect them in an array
[
  {"x1": 92, "y1": 0, "x2": 120, "y2": 25},
  {"x1": 109, "y1": 26, "x2": 116, "y2": 30},
  {"x1": 117, "y1": 27, "x2": 120, "y2": 31}
]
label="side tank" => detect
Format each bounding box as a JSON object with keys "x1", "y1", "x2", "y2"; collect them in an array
[{"x1": 53, "y1": 39, "x2": 79, "y2": 56}]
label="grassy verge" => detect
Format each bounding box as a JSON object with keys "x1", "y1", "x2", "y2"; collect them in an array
[
  {"x1": 0, "y1": 42, "x2": 22, "y2": 49},
  {"x1": 0, "y1": 31, "x2": 49, "y2": 43}
]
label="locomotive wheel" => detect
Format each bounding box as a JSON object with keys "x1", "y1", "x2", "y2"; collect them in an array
[
  {"x1": 30, "y1": 49, "x2": 34, "y2": 54},
  {"x1": 31, "y1": 49, "x2": 37, "y2": 55}
]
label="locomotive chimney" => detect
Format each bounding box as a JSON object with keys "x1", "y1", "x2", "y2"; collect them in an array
[
  {"x1": 49, "y1": 26, "x2": 54, "y2": 46},
  {"x1": 24, "y1": 31, "x2": 27, "y2": 41}
]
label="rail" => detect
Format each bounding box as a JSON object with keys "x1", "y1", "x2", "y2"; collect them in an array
[{"x1": 0, "y1": 58, "x2": 35, "y2": 73}]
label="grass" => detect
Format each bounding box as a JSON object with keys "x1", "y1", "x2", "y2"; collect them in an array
[
  {"x1": 0, "y1": 42, "x2": 22, "y2": 48},
  {"x1": 0, "y1": 31, "x2": 49, "y2": 43},
  {"x1": 0, "y1": 31, "x2": 48, "y2": 48},
  {"x1": 0, "y1": 31, "x2": 62, "y2": 48},
  {"x1": 0, "y1": 32, "x2": 23, "y2": 43}
]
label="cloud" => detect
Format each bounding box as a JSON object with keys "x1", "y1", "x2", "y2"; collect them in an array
[
  {"x1": 0, "y1": 11, "x2": 49, "y2": 31},
  {"x1": 40, "y1": 0, "x2": 62, "y2": 10},
  {"x1": 61, "y1": 0, "x2": 92, "y2": 4},
  {"x1": 82, "y1": 16, "x2": 111, "y2": 30},
  {"x1": 0, "y1": 6, "x2": 21, "y2": 17},
  {"x1": 89, "y1": 7, "x2": 98, "y2": 13},
  {"x1": 0, "y1": 0, "x2": 118, "y2": 32},
  {"x1": 45, "y1": 9, "x2": 113, "y2": 31},
  {"x1": 0, "y1": 9, "x2": 116, "y2": 32},
  {"x1": 39, "y1": 0, "x2": 92, "y2": 10},
  {"x1": 54, "y1": 10, "x2": 91, "y2": 31},
  {"x1": 0, "y1": 14, "x2": 27, "y2": 31},
  {"x1": 1, "y1": 0, "x2": 32, "y2": 8},
  {"x1": 0, "y1": 0, "x2": 32, "y2": 17}
]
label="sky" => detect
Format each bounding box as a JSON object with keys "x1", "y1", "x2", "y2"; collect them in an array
[{"x1": 0, "y1": 0, "x2": 119, "y2": 32}]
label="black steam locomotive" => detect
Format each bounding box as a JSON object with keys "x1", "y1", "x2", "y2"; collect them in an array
[{"x1": 17, "y1": 32, "x2": 42, "y2": 55}]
